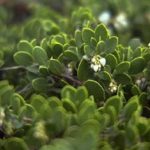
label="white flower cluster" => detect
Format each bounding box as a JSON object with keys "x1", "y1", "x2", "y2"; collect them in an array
[
  {"x1": 90, "y1": 55, "x2": 106, "y2": 72},
  {"x1": 109, "y1": 80, "x2": 117, "y2": 93}
]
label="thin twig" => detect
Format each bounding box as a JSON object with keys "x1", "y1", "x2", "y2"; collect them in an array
[
  {"x1": 62, "y1": 74, "x2": 82, "y2": 85},
  {"x1": 17, "y1": 83, "x2": 32, "y2": 94},
  {"x1": 0, "y1": 66, "x2": 25, "y2": 71}
]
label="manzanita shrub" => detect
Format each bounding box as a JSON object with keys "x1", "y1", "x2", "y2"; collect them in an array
[{"x1": 0, "y1": 1, "x2": 150, "y2": 150}]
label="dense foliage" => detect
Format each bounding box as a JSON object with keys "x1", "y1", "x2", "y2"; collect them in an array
[{"x1": 0, "y1": 0, "x2": 150, "y2": 150}]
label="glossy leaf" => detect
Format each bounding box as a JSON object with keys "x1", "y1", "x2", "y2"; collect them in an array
[
  {"x1": 77, "y1": 59, "x2": 93, "y2": 81},
  {"x1": 129, "y1": 57, "x2": 146, "y2": 74},
  {"x1": 75, "y1": 30, "x2": 82, "y2": 47},
  {"x1": 82, "y1": 28, "x2": 94, "y2": 44},
  {"x1": 49, "y1": 58, "x2": 65, "y2": 75},
  {"x1": 95, "y1": 24, "x2": 109, "y2": 41},
  {"x1": 4, "y1": 138, "x2": 28, "y2": 150},
  {"x1": 115, "y1": 61, "x2": 130, "y2": 74},
  {"x1": 123, "y1": 96, "x2": 140, "y2": 120},
  {"x1": 14, "y1": 51, "x2": 33, "y2": 66},
  {"x1": 106, "y1": 54, "x2": 118, "y2": 70},
  {"x1": 32, "y1": 77, "x2": 49, "y2": 92},
  {"x1": 17, "y1": 40, "x2": 33, "y2": 54},
  {"x1": 32, "y1": 46, "x2": 48, "y2": 65},
  {"x1": 104, "y1": 95, "x2": 122, "y2": 114},
  {"x1": 84, "y1": 80, "x2": 105, "y2": 102},
  {"x1": 105, "y1": 36, "x2": 118, "y2": 53},
  {"x1": 114, "y1": 73, "x2": 132, "y2": 85}
]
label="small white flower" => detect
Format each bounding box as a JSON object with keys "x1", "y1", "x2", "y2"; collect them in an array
[
  {"x1": 90, "y1": 55, "x2": 106, "y2": 72},
  {"x1": 109, "y1": 80, "x2": 117, "y2": 93},
  {"x1": 148, "y1": 43, "x2": 150, "y2": 47},
  {"x1": 100, "y1": 58, "x2": 106, "y2": 66},
  {"x1": 135, "y1": 79, "x2": 141, "y2": 86},
  {"x1": 98, "y1": 11, "x2": 111, "y2": 25},
  {"x1": 114, "y1": 13, "x2": 128, "y2": 30},
  {"x1": 91, "y1": 64, "x2": 101, "y2": 72},
  {"x1": 83, "y1": 55, "x2": 89, "y2": 60}
]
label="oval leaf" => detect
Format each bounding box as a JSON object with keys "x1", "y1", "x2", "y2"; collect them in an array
[
  {"x1": 14, "y1": 51, "x2": 33, "y2": 66},
  {"x1": 95, "y1": 24, "x2": 109, "y2": 41},
  {"x1": 77, "y1": 59, "x2": 93, "y2": 81},
  {"x1": 129, "y1": 57, "x2": 146, "y2": 74},
  {"x1": 115, "y1": 61, "x2": 130, "y2": 74},
  {"x1": 49, "y1": 59, "x2": 65, "y2": 75},
  {"x1": 32, "y1": 46, "x2": 48, "y2": 65},
  {"x1": 82, "y1": 28, "x2": 94, "y2": 44},
  {"x1": 84, "y1": 80, "x2": 105, "y2": 102}
]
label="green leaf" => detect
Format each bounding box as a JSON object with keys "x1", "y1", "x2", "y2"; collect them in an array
[
  {"x1": 82, "y1": 119, "x2": 100, "y2": 134},
  {"x1": 32, "y1": 77, "x2": 48, "y2": 92},
  {"x1": 84, "y1": 44, "x2": 94, "y2": 56},
  {"x1": 64, "y1": 50, "x2": 78, "y2": 61},
  {"x1": 126, "y1": 125, "x2": 139, "y2": 144},
  {"x1": 128, "y1": 38, "x2": 141, "y2": 50},
  {"x1": 31, "y1": 39, "x2": 37, "y2": 47},
  {"x1": 39, "y1": 65, "x2": 49, "y2": 75},
  {"x1": 129, "y1": 57, "x2": 146, "y2": 74},
  {"x1": 0, "y1": 84, "x2": 14, "y2": 106},
  {"x1": 30, "y1": 94, "x2": 47, "y2": 112},
  {"x1": 49, "y1": 58, "x2": 65, "y2": 75},
  {"x1": 105, "y1": 36, "x2": 118, "y2": 53},
  {"x1": 17, "y1": 40, "x2": 33, "y2": 54},
  {"x1": 77, "y1": 59, "x2": 93, "y2": 81},
  {"x1": 99, "y1": 142, "x2": 112, "y2": 150},
  {"x1": 50, "y1": 107, "x2": 67, "y2": 133},
  {"x1": 40, "y1": 38, "x2": 48, "y2": 49},
  {"x1": 0, "y1": 80, "x2": 9, "y2": 88},
  {"x1": 32, "y1": 46, "x2": 48, "y2": 65},
  {"x1": 95, "y1": 24, "x2": 109, "y2": 41},
  {"x1": 137, "y1": 118, "x2": 149, "y2": 136},
  {"x1": 62, "y1": 98, "x2": 77, "y2": 113},
  {"x1": 4, "y1": 138, "x2": 28, "y2": 150},
  {"x1": 52, "y1": 42, "x2": 63, "y2": 58},
  {"x1": 82, "y1": 28, "x2": 94, "y2": 44},
  {"x1": 114, "y1": 73, "x2": 132, "y2": 85},
  {"x1": 90, "y1": 37, "x2": 97, "y2": 48},
  {"x1": 76, "y1": 86, "x2": 88, "y2": 105},
  {"x1": 75, "y1": 30, "x2": 82, "y2": 47},
  {"x1": 48, "y1": 96, "x2": 62, "y2": 108},
  {"x1": 42, "y1": 20, "x2": 59, "y2": 34},
  {"x1": 143, "y1": 53, "x2": 150, "y2": 62},
  {"x1": 131, "y1": 85, "x2": 141, "y2": 95},
  {"x1": 97, "y1": 71, "x2": 111, "y2": 82},
  {"x1": 132, "y1": 48, "x2": 141, "y2": 58},
  {"x1": 123, "y1": 96, "x2": 139, "y2": 120},
  {"x1": 19, "y1": 104, "x2": 37, "y2": 120},
  {"x1": 78, "y1": 99, "x2": 96, "y2": 123},
  {"x1": 96, "y1": 41, "x2": 105, "y2": 54},
  {"x1": 106, "y1": 54, "x2": 117, "y2": 70},
  {"x1": 61, "y1": 85, "x2": 76, "y2": 103},
  {"x1": 14, "y1": 51, "x2": 33, "y2": 66},
  {"x1": 115, "y1": 61, "x2": 130, "y2": 74},
  {"x1": 10, "y1": 93, "x2": 25, "y2": 114},
  {"x1": 84, "y1": 80, "x2": 105, "y2": 102},
  {"x1": 105, "y1": 106, "x2": 117, "y2": 125},
  {"x1": 104, "y1": 95, "x2": 122, "y2": 114}
]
